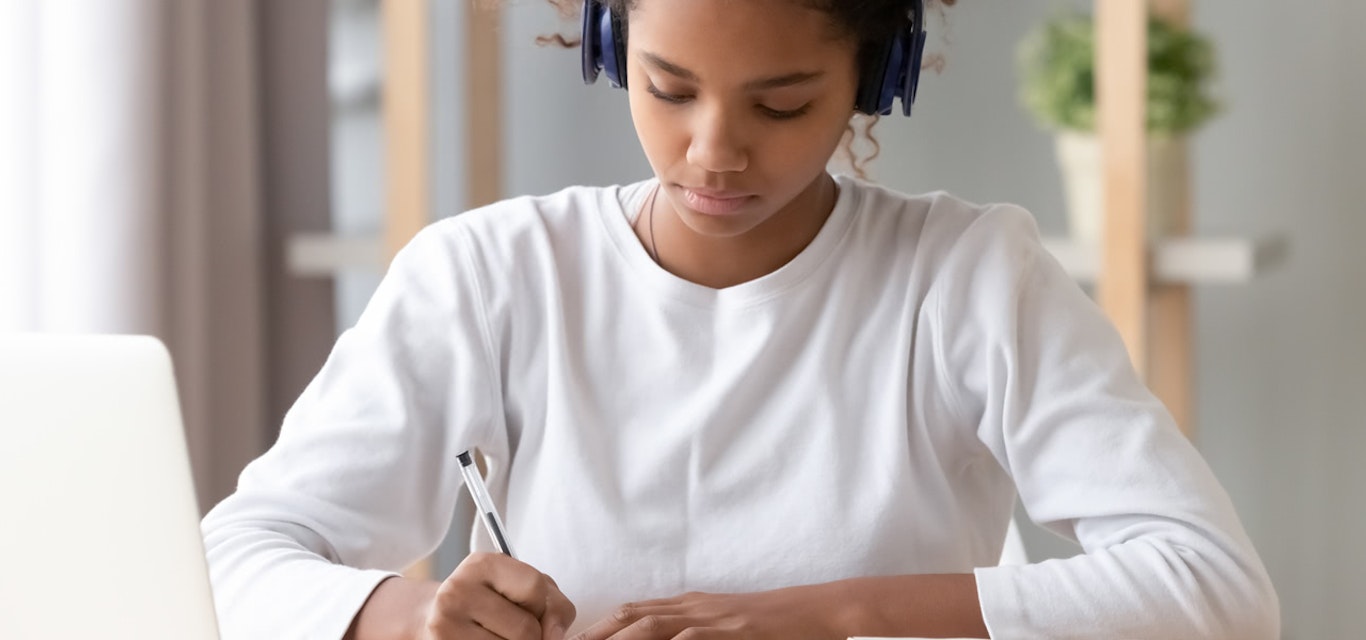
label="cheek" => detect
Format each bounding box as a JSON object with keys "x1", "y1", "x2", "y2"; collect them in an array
[
  {"x1": 763, "y1": 117, "x2": 851, "y2": 172},
  {"x1": 627, "y1": 92, "x2": 685, "y2": 159}
]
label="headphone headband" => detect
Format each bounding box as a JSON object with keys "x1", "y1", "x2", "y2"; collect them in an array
[{"x1": 580, "y1": 0, "x2": 927, "y2": 116}]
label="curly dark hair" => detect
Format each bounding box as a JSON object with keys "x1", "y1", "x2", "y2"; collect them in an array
[{"x1": 534, "y1": 0, "x2": 957, "y2": 178}]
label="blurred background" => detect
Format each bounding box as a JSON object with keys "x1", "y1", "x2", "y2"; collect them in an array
[{"x1": 1, "y1": 1, "x2": 1361, "y2": 637}]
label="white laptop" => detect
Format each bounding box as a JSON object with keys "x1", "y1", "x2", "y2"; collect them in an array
[{"x1": 0, "y1": 334, "x2": 220, "y2": 639}]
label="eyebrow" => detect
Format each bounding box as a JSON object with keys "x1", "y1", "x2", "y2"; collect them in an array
[{"x1": 639, "y1": 51, "x2": 824, "y2": 91}]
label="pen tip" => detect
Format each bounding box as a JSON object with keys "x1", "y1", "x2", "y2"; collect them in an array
[{"x1": 457, "y1": 450, "x2": 473, "y2": 466}]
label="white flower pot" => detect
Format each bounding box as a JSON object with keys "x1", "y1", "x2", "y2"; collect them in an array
[{"x1": 1054, "y1": 131, "x2": 1188, "y2": 246}]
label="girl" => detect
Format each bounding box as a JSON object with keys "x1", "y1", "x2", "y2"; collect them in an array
[{"x1": 202, "y1": 0, "x2": 1279, "y2": 637}]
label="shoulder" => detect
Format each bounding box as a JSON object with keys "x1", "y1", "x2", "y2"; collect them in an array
[
  {"x1": 399, "y1": 181, "x2": 645, "y2": 265},
  {"x1": 445, "y1": 183, "x2": 636, "y2": 240},
  {"x1": 836, "y1": 174, "x2": 1045, "y2": 278}
]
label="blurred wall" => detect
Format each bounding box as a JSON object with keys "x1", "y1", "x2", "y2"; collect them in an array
[
  {"x1": 490, "y1": 1, "x2": 1366, "y2": 637},
  {"x1": 1189, "y1": 2, "x2": 1366, "y2": 638},
  {"x1": 260, "y1": 0, "x2": 340, "y2": 438}
]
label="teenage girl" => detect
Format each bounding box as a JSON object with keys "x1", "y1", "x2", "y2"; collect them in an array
[{"x1": 202, "y1": 0, "x2": 1280, "y2": 638}]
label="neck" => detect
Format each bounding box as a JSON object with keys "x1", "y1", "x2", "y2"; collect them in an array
[{"x1": 642, "y1": 174, "x2": 838, "y2": 289}]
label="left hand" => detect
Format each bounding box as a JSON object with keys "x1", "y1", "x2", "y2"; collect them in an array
[{"x1": 570, "y1": 585, "x2": 841, "y2": 640}]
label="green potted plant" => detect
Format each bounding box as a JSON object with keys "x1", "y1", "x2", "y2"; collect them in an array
[{"x1": 1017, "y1": 11, "x2": 1220, "y2": 244}]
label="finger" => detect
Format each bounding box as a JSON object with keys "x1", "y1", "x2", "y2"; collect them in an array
[
  {"x1": 424, "y1": 624, "x2": 501, "y2": 640},
  {"x1": 566, "y1": 607, "x2": 625, "y2": 640},
  {"x1": 569, "y1": 602, "x2": 687, "y2": 640},
  {"x1": 539, "y1": 578, "x2": 577, "y2": 640},
  {"x1": 597, "y1": 614, "x2": 697, "y2": 640},
  {"x1": 668, "y1": 628, "x2": 725, "y2": 640},
  {"x1": 459, "y1": 552, "x2": 553, "y2": 618},
  {"x1": 465, "y1": 591, "x2": 543, "y2": 640},
  {"x1": 429, "y1": 578, "x2": 538, "y2": 640},
  {"x1": 618, "y1": 592, "x2": 689, "y2": 608},
  {"x1": 422, "y1": 594, "x2": 508, "y2": 640},
  {"x1": 426, "y1": 620, "x2": 503, "y2": 640}
]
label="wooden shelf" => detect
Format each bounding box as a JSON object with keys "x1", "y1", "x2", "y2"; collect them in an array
[{"x1": 1042, "y1": 235, "x2": 1286, "y2": 285}]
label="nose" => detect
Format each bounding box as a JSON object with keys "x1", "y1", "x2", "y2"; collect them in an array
[{"x1": 685, "y1": 105, "x2": 748, "y2": 174}]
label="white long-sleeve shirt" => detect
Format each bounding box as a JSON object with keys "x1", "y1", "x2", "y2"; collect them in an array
[{"x1": 202, "y1": 175, "x2": 1279, "y2": 639}]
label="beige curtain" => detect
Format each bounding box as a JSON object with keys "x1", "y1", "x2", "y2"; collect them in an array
[{"x1": 0, "y1": 0, "x2": 269, "y2": 511}]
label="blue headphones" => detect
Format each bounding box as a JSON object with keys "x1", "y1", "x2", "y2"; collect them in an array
[{"x1": 580, "y1": 0, "x2": 927, "y2": 117}]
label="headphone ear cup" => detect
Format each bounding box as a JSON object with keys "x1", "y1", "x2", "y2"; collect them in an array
[
  {"x1": 901, "y1": 27, "x2": 926, "y2": 116},
  {"x1": 607, "y1": 8, "x2": 629, "y2": 88},
  {"x1": 855, "y1": 41, "x2": 895, "y2": 115},
  {"x1": 580, "y1": 0, "x2": 629, "y2": 88},
  {"x1": 852, "y1": 38, "x2": 896, "y2": 114},
  {"x1": 853, "y1": 0, "x2": 926, "y2": 117},
  {"x1": 581, "y1": 0, "x2": 604, "y2": 84}
]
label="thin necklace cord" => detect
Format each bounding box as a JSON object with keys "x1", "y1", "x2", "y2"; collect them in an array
[{"x1": 646, "y1": 182, "x2": 661, "y2": 265}]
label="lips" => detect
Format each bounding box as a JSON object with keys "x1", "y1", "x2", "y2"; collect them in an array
[{"x1": 679, "y1": 186, "x2": 756, "y2": 216}]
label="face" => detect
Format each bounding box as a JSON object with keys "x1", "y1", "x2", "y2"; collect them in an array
[{"x1": 624, "y1": 0, "x2": 860, "y2": 241}]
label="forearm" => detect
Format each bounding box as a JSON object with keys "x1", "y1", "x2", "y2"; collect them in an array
[
  {"x1": 824, "y1": 574, "x2": 989, "y2": 639},
  {"x1": 344, "y1": 576, "x2": 439, "y2": 640}
]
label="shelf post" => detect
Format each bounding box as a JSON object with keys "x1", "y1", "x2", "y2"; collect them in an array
[
  {"x1": 383, "y1": 0, "x2": 432, "y2": 580},
  {"x1": 1096, "y1": 0, "x2": 1150, "y2": 373},
  {"x1": 1148, "y1": 0, "x2": 1195, "y2": 438},
  {"x1": 382, "y1": 0, "x2": 431, "y2": 264},
  {"x1": 467, "y1": 0, "x2": 504, "y2": 209}
]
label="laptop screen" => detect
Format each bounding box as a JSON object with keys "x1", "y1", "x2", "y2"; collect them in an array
[{"x1": 0, "y1": 334, "x2": 220, "y2": 640}]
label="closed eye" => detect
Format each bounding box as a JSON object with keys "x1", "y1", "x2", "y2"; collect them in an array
[
  {"x1": 758, "y1": 104, "x2": 811, "y2": 120},
  {"x1": 648, "y1": 83, "x2": 812, "y2": 121},
  {"x1": 647, "y1": 84, "x2": 691, "y2": 104}
]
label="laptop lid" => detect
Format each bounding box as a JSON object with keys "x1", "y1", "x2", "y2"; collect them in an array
[{"x1": 0, "y1": 334, "x2": 220, "y2": 639}]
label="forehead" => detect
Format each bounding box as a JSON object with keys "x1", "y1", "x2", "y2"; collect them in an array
[{"x1": 626, "y1": 0, "x2": 856, "y2": 79}]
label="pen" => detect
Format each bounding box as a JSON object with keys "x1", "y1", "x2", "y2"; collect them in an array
[{"x1": 457, "y1": 449, "x2": 515, "y2": 557}]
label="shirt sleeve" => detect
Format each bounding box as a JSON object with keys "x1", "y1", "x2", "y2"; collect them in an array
[
  {"x1": 931, "y1": 205, "x2": 1280, "y2": 639},
  {"x1": 200, "y1": 221, "x2": 504, "y2": 639}
]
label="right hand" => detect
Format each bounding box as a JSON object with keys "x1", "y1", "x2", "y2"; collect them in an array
[{"x1": 420, "y1": 552, "x2": 576, "y2": 640}]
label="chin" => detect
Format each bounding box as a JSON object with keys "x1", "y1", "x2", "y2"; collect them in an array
[
  {"x1": 673, "y1": 205, "x2": 773, "y2": 239},
  {"x1": 661, "y1": 185, "x2": 789, "y2": 235}
]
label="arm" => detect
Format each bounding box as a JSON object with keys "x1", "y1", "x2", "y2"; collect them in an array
[
  {"x1": 201, "y1": 222, "x2": 507, "y2": 638},
  {"x1": 831, "y1": 574, "x2": 988, "y2": 638},
  {"x1": 344, "y1": 577, "x2": 438, "y2": 640},
  {"x1": 934, "y1": 205, "x2": 1280, "y2": 639}
]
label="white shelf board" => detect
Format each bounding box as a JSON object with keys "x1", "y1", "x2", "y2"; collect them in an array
[
  {"x1": 1041, "y1": 235, "x2": 1287, "y2": 284},
  {"x1": 287, "y1": 233, "x2": 384, "y2": 276},
  {"x1": 288, "y1": 232, "x2": 1287, "y2": 284}
]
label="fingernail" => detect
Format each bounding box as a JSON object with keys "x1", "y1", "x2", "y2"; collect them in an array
[{"x1": 551, "y1": 624, "x2": 567, "y2": 640}]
